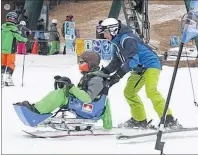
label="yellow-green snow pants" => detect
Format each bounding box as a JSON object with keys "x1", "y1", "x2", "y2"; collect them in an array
[
  {"x1": 49, "y1": 41, "x2": 60, "y2": 55},
  {"x1": 124, "y1": 68, "x2": 172, "y2": 121}
]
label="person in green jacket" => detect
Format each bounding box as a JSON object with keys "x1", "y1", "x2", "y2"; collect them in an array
[
  {"x1": 1, "y1": 11, "x2": 28, "y2": 86},
  {"x1": 16, "y1": 52, "x2": 112, "y2": 130}
]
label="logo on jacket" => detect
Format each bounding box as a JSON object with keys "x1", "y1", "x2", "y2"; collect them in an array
[{"x1": 82, "y1": 103, "x2": 94, "y2": 113}]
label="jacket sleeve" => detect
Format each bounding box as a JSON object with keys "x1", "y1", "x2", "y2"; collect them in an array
[
  {"x1": 104, "y1": 47, "x2": 122, "y2": 74},
  {"x1": 21, "y1": 26, "x2": 30, "y2": 32},
  {"x1": 12, "y1": 29, "x2": 28, "y2": 42},
  {"x1": 116, "y1": 37, "x2": 139, "y2": 77},
  {"x1": 69, "y1": 86, "x2": 92, "y2": 103}
]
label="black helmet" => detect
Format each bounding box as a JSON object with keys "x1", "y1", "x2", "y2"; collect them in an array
[
  {"x1": 6, "y1": 12, "x2": 18, "y2": 23},
  {"x1": 79, "y1": 52, "x2": 101, "y2": 70}
]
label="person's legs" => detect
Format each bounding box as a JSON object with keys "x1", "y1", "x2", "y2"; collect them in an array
[
  {"x1": 34, "y1": 88, "x2": 69, "y2": 114},
  {"x1": 17, "y1": 43, "x2": 23, "y2": 54},
  {"x1": 56, "y1": 41, "x2": 60, "y2": 54},
  {"x1": 124, "y1": 73, "x2": 146, "y2": 121},
  {"x1": 49, "y1": 41, "x2": 56, "y2": 55},
  {"x1": 21, "y1": 43, "x2": 26, "y2": 54},
  {"x1": 1, "y1": 53, "x2": 7, "y2": 73},
  {"x1": 6, "y1": 53, "x2": 16, "y2": 74},
  {"x1": 144, "y1": 68, "x2": 172, "y2": 118},
  {"x1": 2, "y1": 53, "x2": 15, "y2": 86},
  {"x1": 1, "y1": 53, "x2": 7, "y2": 85}
]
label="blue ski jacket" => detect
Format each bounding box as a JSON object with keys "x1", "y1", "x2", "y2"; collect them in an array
[{"x1": 105, "y1": 31, "x2": 162, "y2": 76}]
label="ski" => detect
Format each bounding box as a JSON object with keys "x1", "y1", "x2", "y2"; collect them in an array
[
  {"x1": 116, "y1": 127, "x2": 198, "y2": 140},
  {"x1": 22, "y1": 130, "x2": 120, "y2": 138}
]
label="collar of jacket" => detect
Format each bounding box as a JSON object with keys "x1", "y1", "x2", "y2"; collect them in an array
[{"x1": 5, "y1": 22, "x2": 16, "y2": 26}]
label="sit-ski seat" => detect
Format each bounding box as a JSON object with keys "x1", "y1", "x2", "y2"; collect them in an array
[
  {"x1": 13, "y1": 104, "x2": 52, "y2": 127},
  {"x1": 64, "y1": 95, "x2": 107, "y2": 120}
]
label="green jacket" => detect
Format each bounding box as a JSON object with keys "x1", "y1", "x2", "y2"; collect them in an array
[{"x1": 1, "y1": 22, "x2": 28, "y2": 54}]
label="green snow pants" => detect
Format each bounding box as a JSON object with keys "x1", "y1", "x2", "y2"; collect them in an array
[
  {"x1": 34, "y1": 88, "x2": 112, "y2": 130},
  {"x1": 49, "y1": 41, "x2": 60, "y2": 55},
  {"x1": 124, "y1": 68, "x2": 172, "y2": 121}
]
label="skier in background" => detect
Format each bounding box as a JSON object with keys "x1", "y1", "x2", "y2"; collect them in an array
[
  {"x1": 1, "y1": 12, "x2": 28, "y2": 86},
  {"x1": 18, "y1": 9, "x2": 29, "y2": 27},
  {"x1": 61, "y1": 15, "x2": 77, "y2": 54},
  {"x1": 98, "y1": 18, "x2": 182, "y2": 129},
  {"x1": 17, "y1": 20, "x2": 31, "y2": 54},
  {"x1": 16, "y1": 52, "x2": 112, "y2": 130},
  {"x1": 49, "y1": 19, "x2": 60, "y2": 55},
  {"x1": 61, "y1": 14, "x2": 74, "y2": 38}
]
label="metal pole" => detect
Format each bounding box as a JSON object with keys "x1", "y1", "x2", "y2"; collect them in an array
[
  {"x1": 108, "y1": 0, "x2": 122, "y2": 19},
  {"x1": 21, "y1": 53, "x2": 26, "y2": 87},
  {"x1": 155, "y1": 42, "x2": 184, "y2": 154}
]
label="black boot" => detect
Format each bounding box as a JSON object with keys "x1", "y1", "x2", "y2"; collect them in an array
[
  {"x1": 16, "y1": 101, "x2": 40, "y2": 114},
  {"x1": 164, "y1": 115, "x2": 183, "y2": 129},
  {"x1": 118, "y1": 117, "x2": 148, "y2": 129}
]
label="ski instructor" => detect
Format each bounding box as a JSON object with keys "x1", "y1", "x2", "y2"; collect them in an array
[{"x1": 97, "y1": 18, "x2": 182, "y2": 129}]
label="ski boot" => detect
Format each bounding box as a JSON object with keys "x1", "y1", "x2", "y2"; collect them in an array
[
  {"x1": 164, "y1": 115, "x2": 183, "y2": 130},
  {"x1": 4, "y1": 73, "x2": 14, "y2": 86},
  {"x1": 118, "y1": 117, "x2": 155, "y2": 130},
  {"x1": 16, "y1": 101, "x2": 40, "y2": 114}
]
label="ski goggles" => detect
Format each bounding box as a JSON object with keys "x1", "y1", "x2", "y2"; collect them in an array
[{"x1": 96, "y1": 25, "x2": 109, "y2": 34}]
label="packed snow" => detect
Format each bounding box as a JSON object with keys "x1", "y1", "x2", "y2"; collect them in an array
[{"x1": 1, "y1": 54, "x2": 198, "y2": 154}]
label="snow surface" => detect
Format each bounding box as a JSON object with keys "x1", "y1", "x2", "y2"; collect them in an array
[{"x1": 1, "y1": 54, "x2": 198, "y2": 154}]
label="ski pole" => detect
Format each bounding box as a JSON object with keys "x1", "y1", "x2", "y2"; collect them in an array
[
  {"x1": 186, "y1": 53, "x2": 198, "y2": 107},
  {"x1": 21, "y1": 53, "x2": 26, "y2": 87}
]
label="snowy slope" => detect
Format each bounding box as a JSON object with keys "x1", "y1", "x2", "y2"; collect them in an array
[{"x1": 1, "y1": 54, "x2": 198, "y2": 154}]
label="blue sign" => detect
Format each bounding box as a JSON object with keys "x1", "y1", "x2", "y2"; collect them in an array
[
  {"x1": 190, "y1": 0, "x2": 198, "y2": 10},
  {"x1": 170, "y1": 36, "x2": 179, "y2": 47},
  {"x1": 93, "y1": 40, "x2": 102, "y2": 55},
  {"x1": 101, "y1": 40, "x2": 112, "y2": 60},
  {"x1": 181, "y1": 10, "x2": 198, "y2": 43}
]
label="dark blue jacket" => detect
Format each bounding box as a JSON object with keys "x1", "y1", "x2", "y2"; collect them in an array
[{"x1": 105, "y1": 31, "x2": 161, "y2": 76}]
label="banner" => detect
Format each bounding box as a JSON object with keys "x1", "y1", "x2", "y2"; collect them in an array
[
  {"x1": 64, "y1": 21, "x2": 76, "y2": 40},
  {"x1": 181, "y1": 10, "x2": 198, "y2": 43},
  {"x1": 75, "y1": 38, "x2": 113, "y2": 60}
]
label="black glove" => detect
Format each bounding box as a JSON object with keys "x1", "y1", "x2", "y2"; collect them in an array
[
  {"x1": 107, "y1": 73, "x2": 121, "y2": 88},
  {"x1": 107, "y1": 68, "x2": 126, "y2": 88},
  {"x1": 54, "y1": 75, "x2": 61, "y2": 80},
  {"x1": 133, "y1": 65, "x2": 146, "y2": 76},
  {"x1": 101, "y1": 66, "x2": 110, "y2": 75},
  {"x1": 54, "y1": 76, "x2": 73, "y2": 89}
]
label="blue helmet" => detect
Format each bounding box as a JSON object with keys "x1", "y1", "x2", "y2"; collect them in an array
[{"x1": 6, "y1": 12, "x2": 18, "y2": 23}]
